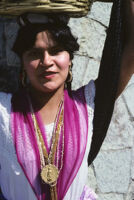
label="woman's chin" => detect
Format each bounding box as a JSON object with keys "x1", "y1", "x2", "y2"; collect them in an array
[
  {"x1": 29, "y1": 80, "x2": 65, "y2": 94},
  {"x1": 36, "y1": 84, "x2": 64, "y2": 93}
]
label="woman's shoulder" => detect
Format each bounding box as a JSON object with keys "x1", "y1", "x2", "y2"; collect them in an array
[
  {"x1": 0, "y1": 92, "x2": 12, "y2": 104},
  {"x1": 84, "y1": 80, "x2": 96, "y2": 109},
  {"x1": 0, "y1": 92, "x2": 12, "y2": 116},
  {"x1": 0, "y1": 92, "x2": 12, "y2": 147},
  {"x1": 71, "y1": 80, "x2": 96, "y2": 110}
]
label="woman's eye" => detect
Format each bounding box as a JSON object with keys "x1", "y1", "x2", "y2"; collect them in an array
[
  {"x1": 49, "y1": 50, "x2": 60, "y2": 56},
  {"x1": 49, "y1": 47, "x2": 63, "y2": 56},
  {"x1": 27, "y1": 50, "x2": 42, "y2": 59}
]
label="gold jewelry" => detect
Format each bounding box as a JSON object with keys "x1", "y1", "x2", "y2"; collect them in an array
[
  {"x1": 41, "y1": 164, "x2": 59, "y2": 185},
  {"x1": 67, "y1": 64, "x2": 73, "y2": 83},
  {"x1": 30, "y1": 99, "x2": 64, "y2": 200}
]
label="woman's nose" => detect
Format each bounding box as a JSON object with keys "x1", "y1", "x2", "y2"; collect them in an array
[{"x1": 41, "y1": 51, "x2": 53, "y2": 67}]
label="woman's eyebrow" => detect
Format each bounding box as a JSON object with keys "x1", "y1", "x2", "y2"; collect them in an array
[
  {"x1": 48, "y1": 45, "x2": 64, "y2": 51},
  {"x1": 32, "y1": 47, "x2": 44, "y2": 51},
  {"x1": 31, "y1": 45, "x2": 64, "y2": 52}
]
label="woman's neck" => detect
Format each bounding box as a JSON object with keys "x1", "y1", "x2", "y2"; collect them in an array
[
  {"x1": 29, "y1": 85, "x2": 64, "y2": 109},
  {"x1": 28, "y1": 85, "x2": 64, "y2": 125}
]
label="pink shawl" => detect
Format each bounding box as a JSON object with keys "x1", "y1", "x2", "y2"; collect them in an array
[{"x1": 11, "y1": 87, "x2": 88, "y2": 200}]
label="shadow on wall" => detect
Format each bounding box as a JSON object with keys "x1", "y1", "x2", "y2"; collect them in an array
[{"x1": 0, "y1": 17, "x2": 20, "y2": 93}]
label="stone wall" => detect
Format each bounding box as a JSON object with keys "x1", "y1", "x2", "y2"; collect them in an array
[
  {"x1": 69, "y1": 3, "x2": 134, "y2": 200},
  {"x1": 0, "y1": 2, "x2": 134, "y2": 200}
]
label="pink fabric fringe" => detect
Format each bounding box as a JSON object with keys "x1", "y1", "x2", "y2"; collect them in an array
[
  {"x1": 80, "y1": 186, "x2": 97, "y2": 200},
  {"x1": 11, "y1": 87, "x2": 88, "y2": 200}
]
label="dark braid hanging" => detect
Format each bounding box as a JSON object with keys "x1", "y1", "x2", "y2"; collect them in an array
[{"x1": 88, "y1": 0, "x2": 124, "y2": 165}]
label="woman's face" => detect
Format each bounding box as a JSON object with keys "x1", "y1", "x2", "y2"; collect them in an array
[{"x1": 22, "y1": 31, "x2": 71, "y2": 93}]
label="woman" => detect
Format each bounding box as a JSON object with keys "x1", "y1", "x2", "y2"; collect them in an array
[
  {"x1": 0, "y1": 12, "x2": 98, "y2": 200},
  {"x1": 0, "y1": 0, "x2": 134, "y2": 200}
]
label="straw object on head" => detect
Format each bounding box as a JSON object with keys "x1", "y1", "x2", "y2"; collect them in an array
[{"x1": 0, "y1": 0, "x2": 94, "y2": 17}]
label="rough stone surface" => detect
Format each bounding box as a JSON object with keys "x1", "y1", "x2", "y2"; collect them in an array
[
  {"x1": 97, "y1": 193, "x2": 124, "y2": 200},
  {"x1": 72, "y1": 55, "x2": 99, "y2": 89},
  {"x1": 122, "y1": 76, "x2": 134, "y2": 122},
  {"x1": 101, "y1": 88, "x2": 134, "y2": 150},
  {"x1": 120, "y1": 76, "x2": 134, "y2": 180},
  {"x1": 87, "y1": 165, "x2": 97, "y2": 191},
  {"x1": 0, "y1": 1, "x2": 134, "y2": 200},
  {"x1": 124, "y1": 181, "x2": 134, "y2": 200},
  {"x1": 72, "y1": 55, "x2": 89, "y2": 90},
  {"x1": 69, "y1": 17, "x2": 107, "y2": 59},
  {"x1": 88, "y1": 2, "x2": 112, "y2": 27},
  {"x1": 131, "y1": 146, "x2": 134, "y2": 180},
  {"x1": 93, "y1": 150, "x2": 131, "y2": 193},
  {"x1": 83, "y1": 58, "x2": 100, "y2": 85}
]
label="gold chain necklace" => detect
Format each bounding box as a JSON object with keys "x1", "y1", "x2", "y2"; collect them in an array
[{"x1": 30, "y1": 99, "x2": 64, "y2": 200}]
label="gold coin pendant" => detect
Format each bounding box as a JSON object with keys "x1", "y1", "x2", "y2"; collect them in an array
[{"x1": 41, "y1": 164, "x2": 59, "y2": 185}]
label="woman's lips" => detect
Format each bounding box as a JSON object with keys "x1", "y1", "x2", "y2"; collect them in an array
[{"x1": 40, "y1": 71, "x2": 58, "y2": 79}]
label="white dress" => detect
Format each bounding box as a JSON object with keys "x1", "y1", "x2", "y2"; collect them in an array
[{"x1": 0, "y1": 80, "x2": 96, "y2": 200}]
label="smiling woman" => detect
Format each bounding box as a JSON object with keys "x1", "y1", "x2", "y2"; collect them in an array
[
  {"x1": 0, "y1": 1, "x2": 134, "y2": 200},
  {"x1": 22, "y1": 31, "x2": 71, "y2": 93},
  {"x1": 12, "y1": 15, "x2": 79, "y2": 95}
]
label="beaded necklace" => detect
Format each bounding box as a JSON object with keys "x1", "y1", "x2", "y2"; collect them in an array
[{"x1": 30, "y1": 98, "x2": 64, "y2": 200}]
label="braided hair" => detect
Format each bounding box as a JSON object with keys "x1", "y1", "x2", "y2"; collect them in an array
[{"x1": 88, "y1": 0, "x2": 125, "y2": 165}]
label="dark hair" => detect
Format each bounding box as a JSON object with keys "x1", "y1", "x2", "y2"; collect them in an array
[
  {"x1": 88, "y1": 0, "x2": 124, "y2": 165},
  {"x1": 12, "y1": 14, "x2": 79, "y2": 60},
  {"x1": 12, "y1": 14, "x2": 79, "y2": 91}
]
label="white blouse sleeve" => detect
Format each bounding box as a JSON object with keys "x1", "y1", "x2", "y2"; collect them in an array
[
  {"x1": 84, "y1": 80, "x2": 96, "y2": 156},
  {"x1": 0, "y1": 92, "x2": 12, "y2": 185},
  {"x1": 84, "y1": 80, "x2": 96, "y2": 111},
  {"x1": 0, "y1": 92, "x2": 12, "y2": 142}
]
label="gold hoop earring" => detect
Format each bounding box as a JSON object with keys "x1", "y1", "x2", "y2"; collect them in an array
[
  {"x1": 66, "y1": 63, "x2": 73, "y2": 83},
  {"x1": 67, "y1": 69, "x2": 73, "y2": 83}
]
